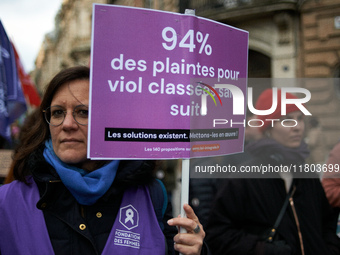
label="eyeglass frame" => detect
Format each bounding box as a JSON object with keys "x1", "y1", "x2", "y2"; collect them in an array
[{"x1": 43, "y1": 104, "x2": 89, "y2": 127}]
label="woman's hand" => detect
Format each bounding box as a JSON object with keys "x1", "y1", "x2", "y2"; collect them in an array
[{"x1": 167, "y1": 204, "x2": 205, "y2": 255}]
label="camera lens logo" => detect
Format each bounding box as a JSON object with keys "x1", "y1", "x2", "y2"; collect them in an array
[{"x1": 197, "y1": 82, "x2": 222, "y2": 116}]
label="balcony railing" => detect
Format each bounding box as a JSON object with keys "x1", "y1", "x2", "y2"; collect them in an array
[{"x1": 182, "y1": 0, "x2": 300, "y2": 18}]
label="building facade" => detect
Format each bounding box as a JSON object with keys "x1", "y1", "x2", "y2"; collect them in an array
[
  {"x1": 31, "y1": 0, "x2": 178, "y2": 92},
  {"x1": 299, "y1": 0, "x2": 340, "y2": 146},
  {"x1": 31, "y1": 0, "x2": 340, "y2": 152}
]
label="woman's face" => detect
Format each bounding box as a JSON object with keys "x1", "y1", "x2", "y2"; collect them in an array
[
  {"x1": 49, "y1": 79, "x2": 91, "y2": 169},
  {"x1": 268, "y1": 111, "x2": 305, "y2": 148}
]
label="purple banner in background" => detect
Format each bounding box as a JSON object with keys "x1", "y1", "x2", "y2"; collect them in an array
[{"x1": 88, "y1": 4, "x2": 248, "y2": 159}]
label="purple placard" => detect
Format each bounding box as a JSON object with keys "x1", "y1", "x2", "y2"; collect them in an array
[{"x1": 88, "y1": 4, "x2": 248, "y2": 159}]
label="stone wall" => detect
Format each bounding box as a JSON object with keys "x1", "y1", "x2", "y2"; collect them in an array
[{"x1": 300, "y1": 0, "x2": 340, "y2": 149}]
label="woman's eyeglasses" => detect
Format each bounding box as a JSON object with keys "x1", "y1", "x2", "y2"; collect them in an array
[{"x1": 43, "y1": 105, "x2": 89, "y2": 126}]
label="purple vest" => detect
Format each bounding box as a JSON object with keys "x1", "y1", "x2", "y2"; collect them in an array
[{"x1": 0, "y1": 177, "x2": 165, "y2": 255}]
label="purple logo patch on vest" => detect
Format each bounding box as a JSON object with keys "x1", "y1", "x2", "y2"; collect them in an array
[
  {"x1": 119, "y1": 204, "x2": 139, "y2": 230},
  {"x1": 114, "y1": 229, "x2": 141, "y2": 249},
  {"x1": 108, "y1": 186, "x2": 165, "y2": 254},
  {"x1": 115, "y1": 204, "x2": 141, "y2": 249}
]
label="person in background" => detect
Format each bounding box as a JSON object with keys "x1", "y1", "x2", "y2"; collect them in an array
[
  {"x1": 322, "y1": 141, "x2": 340, "y2": 208},
  {"x1": 10, "y1": 121, "x2": 21, "y2": 148},
  {"x1": 0, "y1": 66, "x2": 209, "y2": 255},
  {"x1": 205, "y1": 88, "x2": 340, "y2": 255},
  {"x1": 4, "y1": 109, "x2": 40, "y2": 184},
  {"x1": 305, "y1": 117, "x2": 327, "y2": 165},
  {"x1": 322, "y1": 141, "x2": 340, "y2": 235},
  {"x1": 0, "y1": 136, "x2": 10, "y2": 149},
  {"x1": 189, "y1": 113, "x2": 263, "y2": 229}
]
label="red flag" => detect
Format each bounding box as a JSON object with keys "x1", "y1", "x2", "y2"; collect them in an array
[{"x1": 11, "y1": 43, "x2": 41, "y2": 107}]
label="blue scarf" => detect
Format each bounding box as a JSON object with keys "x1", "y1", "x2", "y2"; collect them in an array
[{"x1": 43, "y1": 140, "x2": 119, "y2": 205}]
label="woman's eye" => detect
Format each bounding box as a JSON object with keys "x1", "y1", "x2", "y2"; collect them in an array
[
  {"x1": 75, "y1": 109, "x2": 89, "y2": 118},
  {"x1": 51, "y1": 110, "x2": 64, "y2": 118}
]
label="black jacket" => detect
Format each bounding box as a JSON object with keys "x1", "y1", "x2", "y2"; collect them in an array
[
  {"x1": 29, "y1": 146, "x2": 177, "y2": 255},
  {"x1": 189, "y1": 152, "x2": 252, "y2": 228},
  {"x1": 205, "y1": 139, "x2": 340, "y2": 255}
]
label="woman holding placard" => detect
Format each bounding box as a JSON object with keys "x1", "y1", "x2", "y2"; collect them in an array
[{"x1": 0, "y1": 66, "x2": 208, "y2": 255}]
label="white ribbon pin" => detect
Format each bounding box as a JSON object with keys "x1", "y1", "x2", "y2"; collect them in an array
[{"x1": 125, "y1": 208, "x2": 134, "y2": 224}]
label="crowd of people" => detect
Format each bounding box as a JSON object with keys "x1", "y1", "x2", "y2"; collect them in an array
[
  {"x1": 1, "y1": 66, "x2": 340, "y2": 255},
  {"x1": 204, "y1": 89, "x2": 340, "y2": 255}
]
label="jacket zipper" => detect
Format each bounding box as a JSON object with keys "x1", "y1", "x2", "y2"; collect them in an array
[{"x1": 289, "y1": 193, "x2": 305, "y2": 255}]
